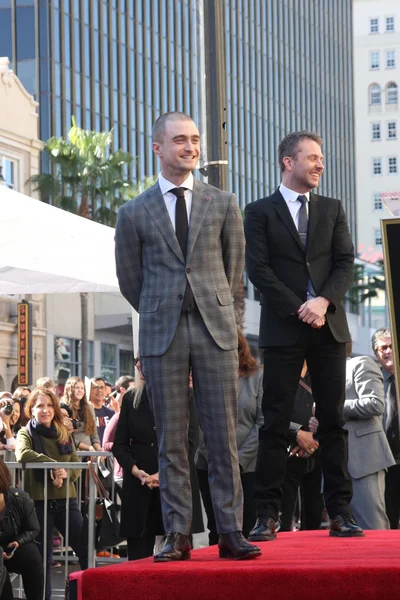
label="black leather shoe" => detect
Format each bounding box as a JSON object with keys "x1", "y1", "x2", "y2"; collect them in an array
[
  {"x1": 329, "y1": 513, "x2": 365, "y2": 537},
  {"x1": 218, "y1": 532, "x2": 262, "y2": 559},
  {"x1": 247, "y1": 517, "x2": 277, "y2": 541},
  {"x1": 153, "y1": 532, "x2": 191, "y2": 562}
]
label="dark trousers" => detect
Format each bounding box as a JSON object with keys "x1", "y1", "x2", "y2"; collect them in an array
[
  {"x1": 197, "y1": 469, "x2": 256, "y2": 544},
  {"x1": 280, "y1": 453, "x2": 324, "y2": 531},
  {"x1": 0, "y1": 541, "x2": 44, "y2": 600},
  {"x1": 256, "y1": 324, "x2": 352, "y2": 521},
  {"x1": 127, "y1": 536, "x2": 155, "y2": 560},
  {"x1": 385, "y1": 463, "x2": 400, "y2": 529},
  {"x1": 35, "y1": 498, "x2": 88, "y2": 600}
]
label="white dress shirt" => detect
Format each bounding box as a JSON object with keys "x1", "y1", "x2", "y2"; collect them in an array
[
  {"x1": 279, "y1": 183, "x2": 310, "y2": 230},
  {"x1": 158, "y1": 173, "x2": 194, "y2": 232}
]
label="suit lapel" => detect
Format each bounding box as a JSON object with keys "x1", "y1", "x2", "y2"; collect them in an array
[
  {"x1": 272, "y1": 189, "x2": 304, "y2": 252},
  {"x1": 307, "y1": 192, "x2": 320, "y2": 253},
  {"x1": 187, "y1": 180, "x2": 212, "y2": 261},
  {"x1": 142, "y1": 183, "x2": 184, "y2": 262}
]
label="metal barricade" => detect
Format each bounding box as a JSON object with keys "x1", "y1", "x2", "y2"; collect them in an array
[{"x1": 2, "y1": 450, "x2": 122, "y2": 598}]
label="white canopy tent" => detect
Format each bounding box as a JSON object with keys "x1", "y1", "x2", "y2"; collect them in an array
[{"x1": 0, "y1": 185, "x2": 120, "y2": 293}]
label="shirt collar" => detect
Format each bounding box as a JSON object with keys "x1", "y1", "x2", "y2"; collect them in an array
[
  {"x1": 279, "y1": 183, "x2": 310, "y2": 203},
  {"x1": 158, "y1": 172, "x2": 194, "y2": 195}
]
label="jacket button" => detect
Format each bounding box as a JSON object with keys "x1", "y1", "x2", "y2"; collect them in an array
[
  {"x1": 178, "y1": 294, "x2": 183, "y2": 300},
  {"x1": 153, "y1": 426, "x2": 156, "y2": 431},
  {"x1": 186, "y1": 267, "x2": 191, "y2": 273},
  {"x1": 306, "y1": 261, "x2": 310, "y2": 267},
  {"x1": 151, "y1": 443, "x2": 154, "y2": 447}
]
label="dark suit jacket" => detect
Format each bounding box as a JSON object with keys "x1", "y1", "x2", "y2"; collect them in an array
[{"x1": 244, "y1": 188, "x2": 354, "y2": 346}]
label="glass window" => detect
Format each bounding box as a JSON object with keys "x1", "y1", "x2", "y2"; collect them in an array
[
  {"x1": 388, "y1": 121, "x2": 397, "y2": 139},
  {"x1": 16, "y1": 58, "x2": 36, "y2": 96},
  {"x1": 373, "y1": 158, "x2": 382, "y2": 175},
  {"x1": 389, "y1": 157, "x2": 397, "y2": 174},
  {"x1": 16, "y1": 6, "x2": 35, "y2": 60},
  {"x1": 0, "y1": 6, "x2": 12, "y2": 63},
  {"x1": 370, "y1": 51, "x2": 379, "y2": 69},
  {"x1": 370, "y1": 84, "x2": 381, "y2": 105},
  {"x1": 387, "y1": 83, "x2": 398, "y2": 105},
  {"x1": 101, "y1": 343, "x2": 117, "y2": 382},
  {"x1": 371, "y1": 123, "x2": 381, "y2": 140},
  {"x1": 386, "y1": 50, "x2": 396, "y2": 68},
  {"x1": 373, "y1": 193, "x2": 383, "y2": 211},
  {"x1": 386, "y1": 16, "x2": 395, "y2": 32},
  {"x1": 54, "y1": 336, "x2": 94, "y2": 384},
  {"x1": 374, "y1": 229, "x2": 382, "y2": 246},
  {"x1": 119, "y1": 349, "x2": 134, "y2": 376},
  {"x1": 370, "y1": 18, "x2": 379, "y2": 33},
  {"x1": 0, "y1": 157, "x2": 16, "y2": 190}
]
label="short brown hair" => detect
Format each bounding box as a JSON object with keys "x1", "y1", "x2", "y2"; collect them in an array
[
  {"x1": 152, "y1": 111, "x2": 194, "y2": 143},
  {"x1": 278, "y1": 131, "x2": 323, "y2": 172},
  {"x1": 115, "y1": 375, "x2": 135, "y2": 392},
  {"x1": 36, "y1": 377, "x2": 56, "y2": 391},
  {"x1": 0, "y1": 460, "x2": 11, "y2": 494}
]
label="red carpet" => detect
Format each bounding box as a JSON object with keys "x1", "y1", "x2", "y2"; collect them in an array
[{"x1": 77, "y1": 531, "x2": 400, "y2": 600}]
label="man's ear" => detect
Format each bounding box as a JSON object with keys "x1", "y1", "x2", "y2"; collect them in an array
[
  {"x1": 282, "y1": 156, "x2": 293, "y2": 172},
  {"x1": 152, "y1": 141, "x2": 162, "y2": 158}
]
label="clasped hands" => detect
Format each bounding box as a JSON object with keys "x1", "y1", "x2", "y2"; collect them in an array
[
  {"x1": 297, "y1": 296, "x2": 330, "y2": 329},
  {"x1": 131, "y1": 464, "x2": 159, "y2": 489},
  {"x1": 290, "y1": 430, "x2": 319, "y2": 458},
  {"x1": 52, "y1": 467, "x2": 67, "y2": 488}
]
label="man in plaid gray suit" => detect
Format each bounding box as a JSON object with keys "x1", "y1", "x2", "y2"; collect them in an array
[{"x1": 115, "y1": 112, "x2": 261, "y2": 561}]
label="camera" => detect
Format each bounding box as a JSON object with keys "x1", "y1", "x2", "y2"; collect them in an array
[
  {"x1": 0, "y1": 401, "x2": 13, "y2": 416},
  {"x1": 71, "y1": 419, "x2": 81, "y2": 430}
]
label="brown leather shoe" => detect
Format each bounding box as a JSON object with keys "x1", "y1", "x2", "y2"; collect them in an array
[
  {"x1": 329, "y1": 513, "x2": 365, "y2": 537},
  {"x1": 153, "y1": 532, "x2": 191, "y2": 562},
  {"x1": 218, "y1": 531, "x2": 262, "y2": 560},
  {"x1": 247, "y1": 517, "x2": 277, "y2": 541}
]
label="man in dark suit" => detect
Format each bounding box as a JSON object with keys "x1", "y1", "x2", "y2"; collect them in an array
[
  {"x1": 115, "y1": 112, "x2": 260, "y2": 561},
  {"x1": 244, "y1": 131, "x2": 364, "y2": 540}
]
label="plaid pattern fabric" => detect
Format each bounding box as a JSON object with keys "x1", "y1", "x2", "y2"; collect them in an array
[{"x1": 115, "y1": 180, "x2": 245, "y2": 357}]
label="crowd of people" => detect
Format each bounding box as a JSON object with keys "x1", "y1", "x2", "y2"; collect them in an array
[{"x1": 0, "y1": 323, "x2": 397, "y2": 596}]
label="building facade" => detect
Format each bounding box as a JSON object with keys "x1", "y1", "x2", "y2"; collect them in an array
[
  {"x1": 1, "y1": 1, "x2": 374, "y2": 370},
  {"x1": 353, "y1": 0, "x2": 400, "y2": 253}
]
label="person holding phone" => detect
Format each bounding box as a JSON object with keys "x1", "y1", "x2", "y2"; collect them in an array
[{"x1": 0, "y1": 460, "x2": 43, "y2": 600}]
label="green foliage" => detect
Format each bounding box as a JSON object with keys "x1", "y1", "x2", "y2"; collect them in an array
[{"x1": 30, "y1": 119, "x2": 146, "y2": 226}]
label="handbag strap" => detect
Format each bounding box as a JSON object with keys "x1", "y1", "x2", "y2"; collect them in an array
[
  {"x1": 87, "y1": 461, "x2": 110, "y2": 501},
  {"x1": 299, "y1": 379, "x2": 312, "y2": 395}
]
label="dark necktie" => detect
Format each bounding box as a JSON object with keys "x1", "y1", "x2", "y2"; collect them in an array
[
  {"x1": 297, "y1": 195, "x2": 308, "y2": 248},
  {"x1": 297, "y1": 194, "x2": 316, "y2": 298},
  {"x1": 170, "y1": 187, "x2": 195, "y2": 311}
]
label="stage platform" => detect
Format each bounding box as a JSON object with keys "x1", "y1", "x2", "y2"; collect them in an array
[{"x1": 69, "y1": 530, "x2": 400, "y2": 600}]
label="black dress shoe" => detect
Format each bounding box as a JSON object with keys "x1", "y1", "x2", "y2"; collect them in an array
[
  {"x1": 218, "y1": 532, "x2": 262, "y2": 559},
  {"x1": 329, "y1": 513, "x2": 365, "y2": 537},
  {"x1": 247, "y1": 517, "x2": 277, "y2": 541},
  {"x1": 153, "y1": 532, "x2": 191, "y2": 562}
]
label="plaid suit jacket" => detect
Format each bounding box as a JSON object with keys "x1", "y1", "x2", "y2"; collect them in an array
[{"x1": 115, "y1": 179, "x2": 245, "y2": 356}]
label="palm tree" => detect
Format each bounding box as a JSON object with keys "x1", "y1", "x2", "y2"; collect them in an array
[
  {"x1": 30, "y1": 120, "x2": 138, "y2": 377},
  {"x1": 347, "y1": 260, "x2": 385, "y2": 312}
]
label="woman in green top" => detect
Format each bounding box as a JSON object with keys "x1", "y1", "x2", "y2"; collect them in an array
[{"x1": 16, "y1": 388, "x2": 88, "y2": 600}]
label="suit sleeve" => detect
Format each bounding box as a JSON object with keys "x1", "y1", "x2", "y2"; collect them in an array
[
  {"x1": 343, "y1": 357, "x2": 385, "y2": 420},
  {"x1": 221, "y1": 194, "x2": 245, "y2": 296},
  {"x1": 112, "y1": 394, "x2": 136, "y2": 474},
  {"x1": 244, "y1": 201, "x2": 304, "y2": 317},
  {"x1": 238, "y1": 369, "x2": 264, "y2": 472},
  {"x1": 115, "y1": 203, "x2": 142, "y2": 312},
  {"x1": 319, "y1": 200, "x2": 354, "y2": 310}
]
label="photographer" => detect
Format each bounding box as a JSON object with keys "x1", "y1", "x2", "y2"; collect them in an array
[{"x1": 0, "y1": 393, "x2": 16, "y2": 452}]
